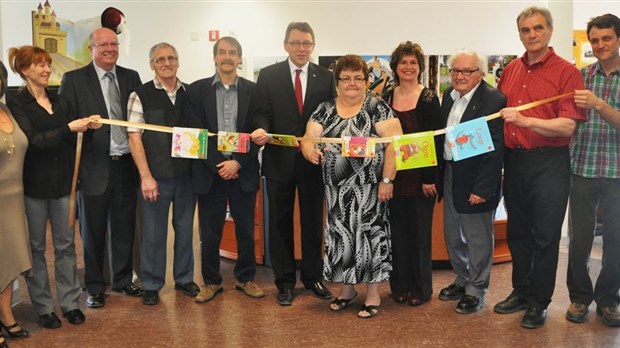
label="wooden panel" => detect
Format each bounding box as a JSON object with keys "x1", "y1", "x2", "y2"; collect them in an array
[{"x1": 431, "y1": 200, "x2": 511, "y2": 264}]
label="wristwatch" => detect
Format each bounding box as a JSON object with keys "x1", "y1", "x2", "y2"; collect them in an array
[{"x1": 382, "y1": 177, "x2": 393, "y2": 184}]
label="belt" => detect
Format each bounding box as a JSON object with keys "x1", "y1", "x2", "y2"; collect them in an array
[
  {"x1": 110, "y1": 154, "x2": 130, "y2": 160},
  {"x1": 506, "y1": 146, "x2": 559, "y2": 157}
]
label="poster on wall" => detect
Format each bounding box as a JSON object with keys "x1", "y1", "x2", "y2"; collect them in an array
[
  {"x1": 486, "y1": 55, "x2": 517, "y2": 87},
  {"x1": 318, "y1": 55, "x2": 393, "y2": 96},
  {"x1": 426, "y1": 55, "x2": 451, "y2": 98},
  {"x1": 574, "y1": 30, "x2": 597, "y2": 68},
  {"x1": 30, "y1": 1, "x2": 129, "y2": 85}
]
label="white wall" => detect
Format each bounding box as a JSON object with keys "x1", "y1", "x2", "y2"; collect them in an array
[{"x1": 0, "y1": 0, "x2": 581, "y2": 86}]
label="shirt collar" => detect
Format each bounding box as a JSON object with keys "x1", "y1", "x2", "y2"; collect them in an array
[
  {"x1": 590, "y1": 60, "x2": 620, "y2": 77},
  {"x1": 93, "y1": 63, "x2": 116, "y2": 80},
  {"x1": 288, "y1": 58, "x2": 309, "y2": 75},
  {"x1": 212, "y1": 73, "x2": 238, "y2": 88},
  {"x1": 450, "y1": 81, "x2": 481, "y2": 102},
  {"x1": 153, "y1": 76, "x2": 185, "y2": 92},
  {"x1": 520, "y1": 47, "x2": 556, "y2": 68}
]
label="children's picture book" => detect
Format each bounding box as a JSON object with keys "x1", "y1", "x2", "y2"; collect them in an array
[
  {"x1": 268, "y1": 133, "x2": 299, "y2": 147},
  {"x1": 171, "y1": 127, "x2": 208, "y2": 159},
  {"x1": 445, "y1": 117, "x2": 494, "y2": 161},
  {"x1": 217, "y1": 131, "x2": 250, "y2": 153},
  {"x1": 341, "y1": 136, "x2": 376, "y2": 158},
  {"x1": 392, "y1": 131, "x2": 437, "y2": 170}
]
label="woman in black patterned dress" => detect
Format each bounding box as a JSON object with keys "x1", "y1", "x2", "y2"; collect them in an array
[{"x1": 301, "y1": 55, "x2": 402, "y2": 318}]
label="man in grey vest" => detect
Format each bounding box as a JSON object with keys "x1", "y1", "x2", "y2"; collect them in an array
[{"x1": 127, "y1": 42, "x2": 198, "y2": 305}]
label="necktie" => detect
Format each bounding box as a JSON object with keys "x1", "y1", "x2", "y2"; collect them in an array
[
  {"x1": 294, "y1": 69, "x2": 303, "y2": 114},
  {"x1": 104, "y1": 72, "x2": 127, "y2": 145}
]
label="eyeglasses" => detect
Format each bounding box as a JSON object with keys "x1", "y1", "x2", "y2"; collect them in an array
[
  {"x1": 287, "y1": 41, "x2": 314, "y2": 48},
  {"x1": 449, "y1": 68, "x2": 479, "y2": 76},
  {"x1": 92, "y1": 42, "x2": 120, "y2": 48},
  {"x1": 338, "y1": 76, "x2": 366, "y2": 84},
  {"x1": 152, "y1": 56, "x2": 178, "y2": 65}
]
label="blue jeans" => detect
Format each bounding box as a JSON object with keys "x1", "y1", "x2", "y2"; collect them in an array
[{"x1": 140, "y1": 175, "x2": 196, "y2": 291}]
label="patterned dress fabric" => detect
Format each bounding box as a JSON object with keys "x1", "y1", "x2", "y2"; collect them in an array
[{"x1": 310, "y1": 95, "x2": 394, "y2": 284}]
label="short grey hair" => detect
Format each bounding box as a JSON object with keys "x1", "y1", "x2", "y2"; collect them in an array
[
  {"x1": 517, "y1": 6, "x2": 553, "y2": 28},
  {"x1": 447, "y1": 50, "x2": 485, "y2": 74},
  {"x1": 149, "y1": 42, "x2": 178, "y2": 62}
]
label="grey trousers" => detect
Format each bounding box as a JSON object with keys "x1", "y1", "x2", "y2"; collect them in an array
[
  {"x1": 24, "y1": 195, "x2": 81, "y2": 315},
  {"x1": 443, "y1": 163, "x2": 495, "y2": 300}
]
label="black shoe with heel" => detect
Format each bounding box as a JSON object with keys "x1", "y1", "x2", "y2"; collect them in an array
[
  {"x1": 0, "y1": 321, "x2": 29, "y2": 338},
  {"x1": 0, "y1": 332, "x2": 7, "y2": 348}
]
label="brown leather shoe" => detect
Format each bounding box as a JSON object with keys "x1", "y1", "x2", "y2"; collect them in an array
[
  {"x1": 195, "y1": 284, "x2": 223, "y2": 303},
  {"x1": 597, "y1": 306, "x2": 620, "y2": 327},
  {"x1": 565, "y1": 303, "x2": 589, "y2": 323},
  {"x1": 235, "y1": 281, "x2": 265, "y2": 298}
]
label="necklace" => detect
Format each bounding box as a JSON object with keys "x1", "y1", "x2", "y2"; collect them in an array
[{"x1": 1, "y1": 133, "x2": 15, "y2": 160}]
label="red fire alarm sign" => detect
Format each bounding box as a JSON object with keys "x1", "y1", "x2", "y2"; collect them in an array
[{"x1": 209, "y1": 30, "x2": 219, "y2": 41}]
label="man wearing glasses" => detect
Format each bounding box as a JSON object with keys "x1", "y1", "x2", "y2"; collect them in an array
[
  {"x1": 126, "y1": 42, "x2": 199, "y2": 306},
  {"x1": 60, "y1": 27, "x2": 143, "y2": 309},
  {"x1": 251, "y1": 22, "x2": 336, "y2": 305},
  {"x1": 437, "y1": 51, "x2": 506, "y2": 314},
  {"x1": 493, "y1": 6, "x2": 586, "y2": 329}
]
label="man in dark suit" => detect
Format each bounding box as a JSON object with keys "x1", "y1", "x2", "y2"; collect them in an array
[
  {"x1": 251, "y1": 22, "x2": 336, "y2": 305},
  {"x1": 59, "y1": 27, "x2": 143, "y2": 309},
  {"x1": 188, "y1": 36, "x2": 264, "y2": 303},
  {"x1": 437, "y1": 51, "x2": 506, "y2": 314}
]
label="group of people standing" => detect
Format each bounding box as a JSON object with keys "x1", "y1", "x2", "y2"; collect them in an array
[{"x1": 0, "y1": 4, "x2": 619, "y2": 347}]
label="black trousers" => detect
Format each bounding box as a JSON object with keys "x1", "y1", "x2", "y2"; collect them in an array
[
  {"x1": 78, "y1": 157, "x2": 137, "y2": 294},
  {"x1": 388, "y1": 195, "x2": 435, "y2": 301},
  {"x1": 266, "y1": 154, "x2": 325, "y2": 290},
  {"x1": 504, "y1": 146, "x2": 570, "y2": 309}
]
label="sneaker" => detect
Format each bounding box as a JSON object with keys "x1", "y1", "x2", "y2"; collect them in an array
[
  {"x1": 195, "y1": 284, "x2": 223, "y2": 303},
  {"x1": 565, "y1": 303, "x2": 589, "y2": 323},
  {"x1": 235, "y1": 281, "x2": 265, "y2": 298},
  {"x1": 597, "y1": 306, "x2": 620, "y2": 327}
]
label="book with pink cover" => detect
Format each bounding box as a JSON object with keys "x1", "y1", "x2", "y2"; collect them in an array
[
  {"x1": 171, "y1": 127, "x2": 208, "y2": 159},
  {"x1": 217, "y1": 131, "x2": 250, "y2": 153},
  {"x1": 341, "y1": 136, "x2": 376, "y2": 157}
]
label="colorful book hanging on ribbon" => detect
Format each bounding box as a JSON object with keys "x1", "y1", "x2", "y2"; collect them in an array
[
  {"x1": 393, "y1": 131, "x2": 437, "y2": 170},
  {"x1": 217, "y1": 131, "x2": 250, "y2": 153},
  {"x1": 268, "y1": 133, "x2": 299, "y2": 147},
  {"x1": 171, "y1": 127, "x2": 208, "y2": 159},
  {"x1": 341, "y1": 136, "x2": 376, "y2": 158},
  {"x1": 445, "y1": 117, "x2": 494, "y2": 161}
]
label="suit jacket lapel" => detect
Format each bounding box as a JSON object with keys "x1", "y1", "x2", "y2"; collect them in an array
[
  {"x1": 460, "y1": 82, "x2": 486, "y2": 122},
  {"x1": 204, "y1": 77, "x2": 218, "y2": 131},
  {"x1": 86, "y1": 63, "x2": 108, "y2": 118},
  {"x1": 442, "y1": 89, "x2": 455, "y2": 126}
]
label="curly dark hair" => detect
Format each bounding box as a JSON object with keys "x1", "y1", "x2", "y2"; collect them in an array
[{"x1": 389, "y1": 41, "x2": 425, "y2": 85}]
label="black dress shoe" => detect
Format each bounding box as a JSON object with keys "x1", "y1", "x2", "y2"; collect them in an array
[
  {"x1": 142, "y1": 290, "x2": 160, "y2": 305},
  {"x1": 86, "y1": 293, "x2": 105, "y2": 308},
  {"x1": 521, "y1": 307, "x2": 547, "y2": 329},
  {"x1": 438, "y1": 283, "x2": 465, "y2": 301},
  {"x1": 0, "y1": 321, "x2": 29, "y2": 338},
  {"x1": 39, "y1": 312, "x2": 62, "y2": 329},
  {"x1": 456, "y1": 295, "x2": 486, "y2": 314},
  {"x1": 175, "y1": 282, "x2": 200, "y2": 297},
  {"x1": 63, "y1": 309, "x2": 85, "y2": 325},
  {"x1": 304, "y1": 282, "x2": 333, "y2": 300},
  {"x1": 112, "y1": 283, "x2": 144, "y2": 297},
  {"x1": 392, "y1": 293, "x2": 408, "y2": 304},
  {"x1": 277, "y1": 288, "x2": 294, "y2": 306},
  {"x1": 494, "y1": 293, "x2": 528, "y2": 314}
]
